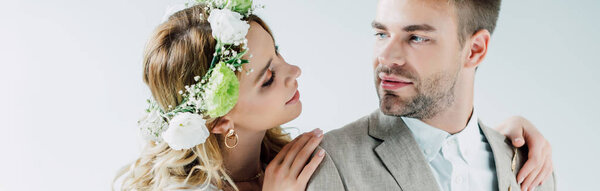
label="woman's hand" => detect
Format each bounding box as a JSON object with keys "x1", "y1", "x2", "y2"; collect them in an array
[
  {"x1": 262, "y1": 129, "x2": 325, "y2": 191},
  {"x1": 496, "y1": 116, "x2": 553, "y2": 191}
]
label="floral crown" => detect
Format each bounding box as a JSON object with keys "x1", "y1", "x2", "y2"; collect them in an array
[{"x1": 138, "y1": 0, "x2": 259, "y2": 150}]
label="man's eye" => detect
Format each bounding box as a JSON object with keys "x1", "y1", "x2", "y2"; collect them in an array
[
  {"x1": 410, "y1": 35, "x2": 429, "y2": 43},
  {"x1": 374, "y1": 32, "x2": 388, "y2": 39}
]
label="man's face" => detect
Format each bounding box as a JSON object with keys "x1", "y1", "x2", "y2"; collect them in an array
[{"x1": 373, "y1": 0, "x2": 467, "y2": 119}]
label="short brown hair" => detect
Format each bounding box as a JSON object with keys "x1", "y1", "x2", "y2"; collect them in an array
[{"x1": 452, "y1": 0, "x2": 501, "y2": 45}]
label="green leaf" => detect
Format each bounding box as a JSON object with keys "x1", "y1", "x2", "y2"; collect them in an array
[{"x1": 228, "y1": 0, "x2": 253, "y2": 15}]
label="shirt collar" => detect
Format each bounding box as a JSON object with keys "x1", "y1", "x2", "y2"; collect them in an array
[
  {"x1": 402, "y1": 116, "x2": 449, "y2": 162},
  {"x1": 402, "y1": 107, "x2": 481, "y2": 163},
  {"x1": 456, "y1": 108, "x2": 482, "y2": 164}
]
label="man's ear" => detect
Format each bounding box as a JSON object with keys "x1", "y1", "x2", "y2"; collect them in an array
[
  {"x1": 211, "y1": 116, "x2": 234, "y2": 134},
  {"x1": 465, "y1": 29, "x2": 491, "y2": 69}
]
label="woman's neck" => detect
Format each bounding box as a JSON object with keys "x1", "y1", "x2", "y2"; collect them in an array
[{"x1": 221, "y1": 128, "x2": 266, "y2": 180}]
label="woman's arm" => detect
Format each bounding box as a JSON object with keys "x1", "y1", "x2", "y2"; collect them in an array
[{"x1": 496, "y1": 116, "x2": 553, "y2": 191}]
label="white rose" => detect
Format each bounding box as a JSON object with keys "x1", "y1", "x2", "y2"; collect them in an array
[
  {"x1": 162, "y1": 113, "x2": 210, "y2": 150},
  {"x1": 138, "y1": 109, "x2": 167, "y2": 142},
  {"x1": 207, "y1": 8, "x2": 250, "y2": 45}
]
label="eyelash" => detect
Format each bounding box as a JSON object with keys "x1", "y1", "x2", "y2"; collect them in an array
[
  {"x1": 374, "y1": 32, "x2": 388, "y2": 39},
  {"x1": 374, "y1": 33, "x2": 430, "y2": 44},
  {"x1": 409, "y1": 35, "x2": 430, "y2": 43},
  {"x1": 262, "y1": 70, "x2": 275, "y2": 87}
]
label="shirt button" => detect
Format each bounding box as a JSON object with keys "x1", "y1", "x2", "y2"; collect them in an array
[{"x1": 455, "y1": 176, "x2": 464, "y2": 184}]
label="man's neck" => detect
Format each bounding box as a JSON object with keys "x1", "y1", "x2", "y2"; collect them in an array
[
  {"x1": 421, "y1": 75, "x2": 475, "y2": 134},
  {"x1": 421, "y1": 103, "x2": 474, "y2": 134},
  {"x1": 221, "y1": 128, "x2": 266, "y2": 180}
]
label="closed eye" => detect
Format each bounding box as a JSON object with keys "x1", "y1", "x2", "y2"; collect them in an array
[{"x1": 262, "y1": 69, "x2": 275, "y2": 87}]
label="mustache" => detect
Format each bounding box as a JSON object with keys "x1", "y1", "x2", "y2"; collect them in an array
[{"x1": 375, "y1": 64, "x2": 417, "y2": 81}]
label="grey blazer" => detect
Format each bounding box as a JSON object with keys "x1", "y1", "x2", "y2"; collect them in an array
[{"x1": 307, "y1": 110, "x2": 556, "y2": 191}]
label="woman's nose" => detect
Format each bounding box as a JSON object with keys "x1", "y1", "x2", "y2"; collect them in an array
[
  {"x1": 285, "y1": 64, "x2": 301, "y2": 87},
  {"x1": 291, "y1": 64, "x2": 301, "y2": 78}
]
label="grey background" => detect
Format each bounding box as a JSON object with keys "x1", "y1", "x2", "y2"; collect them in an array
[{"x1": 1, "y1": 0, "x2": 598, "y2": 190}]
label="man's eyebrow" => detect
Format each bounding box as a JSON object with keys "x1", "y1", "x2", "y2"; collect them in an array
[
  {"x1": 255, "y1": 57, "x2": 273, "y2": 84},
  {"x1": 371, "y1": 21, "x2": 387, "y2": 30},
  {"x1": 372, "y1": 21, "x2": 436, "y2": 33},
  {"x1": 403, "y1": 24, "x2": 436, "y2": 32}
]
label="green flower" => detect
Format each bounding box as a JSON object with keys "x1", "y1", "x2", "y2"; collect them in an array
[
  {"x1": 204, "y1": 62, "x2": 239, "y2": 117},
  {"x1": 228, "y1": 0, "x2": 252, "y2": 15}
]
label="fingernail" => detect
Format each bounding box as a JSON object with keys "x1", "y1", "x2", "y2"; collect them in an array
[
  {"x1": 518, "y1": 177, "x2": 524, "y2": 184},
  {"x1": 514, "y1": 138, "x2": 523, "y2": 143},
  {"x1": 318, "y1": 149, "x2": 325, "y2": 156},
  {"x1": 312, "y1": 128, "x2": 321, "y2": 135},
  {"x1": 311, "y1": 128, "x2": 319, "y2": 133}
]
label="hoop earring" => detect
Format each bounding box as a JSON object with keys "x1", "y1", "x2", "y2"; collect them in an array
[{"x1": 224, "y1": 129, "x2": 239, "y2": 149}]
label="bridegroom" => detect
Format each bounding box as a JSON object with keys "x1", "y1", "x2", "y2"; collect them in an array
[{"x1": 307, "y1": 0, "x2": 555, "y2": 190}]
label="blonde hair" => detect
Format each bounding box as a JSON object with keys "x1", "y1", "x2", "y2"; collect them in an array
[{"x1": 115, "y1": 4, "x2": 291, "y2": 190}]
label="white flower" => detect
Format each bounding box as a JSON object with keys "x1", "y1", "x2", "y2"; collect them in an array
[
  {"x1": 207, "y1": 8, "x2": 250, "y2": 45},
  {"x1": 162, "y1": 113, "x2": 210, "y2": 150},
  {"x1": 138, "y1": 109, "x2": 167, "y2": 142}
]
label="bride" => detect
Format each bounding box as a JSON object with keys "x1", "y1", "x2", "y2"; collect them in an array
[{"x1": 116, "y1": 1, "x2": 553, "y2": 190}]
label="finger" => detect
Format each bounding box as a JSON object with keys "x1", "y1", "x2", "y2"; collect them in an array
[
  {"x1": 517, "y1": 138, "x2": 545, "y2": 184},
  {"x1": 520, "y1": 163, "x2": 542, "y2": 191},
  {"x1": 520, "y1": 118, "x2": 543, "y2": 149},
  {"x1": 540, "y1": 146, "x2": 554, "y2": 185},
  {"x1": 282, "y1": 129, "x2": 320, "y2": 167},
  {"x1": 290, "y1": 131, "x2": 324, "y2": 176},
  {"x1": 537, "y1": 143, "x2": 553, "y2": 185},
  {"x1": 297, "y1": 149, "x2": 326, "y2": 186},
  {"x1": 530, "y1": 159, "x2": 552, "y2": 190},
  {"x1": 501, "y1": 120, "x2": 526, "y2": 147},
  {"x1": 511, "y1": 136, "x2": 525, "y2": 148},
  {"x1": 272, "y1": 131, "x2": 305, "y2": 164},
  {"x1": 517, "y1": 155, "x2": 539, "y2": 185}
]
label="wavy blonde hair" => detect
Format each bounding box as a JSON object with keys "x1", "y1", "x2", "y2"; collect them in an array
[{"x1": 115, "y1": 4, "x2": 291, "y2": 191}]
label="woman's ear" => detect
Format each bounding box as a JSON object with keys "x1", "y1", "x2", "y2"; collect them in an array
[{"x1": 211, "y1": 116, "x2": 234, "y2": 134}]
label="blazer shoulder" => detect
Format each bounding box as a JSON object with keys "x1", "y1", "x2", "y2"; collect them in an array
[
  {"x1": 319, "y1": 111, "x2": 378, "y2": 155},
  {"x1": 327, "y1": 114, "x2": 370, "y2": 139}
]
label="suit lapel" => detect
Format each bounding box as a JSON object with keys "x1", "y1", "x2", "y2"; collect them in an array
[
  {"x1": 369, "y1": 110, "x2": 440, "y2": 191},
  {"x1": 479, "y1": 120, "x2": 522, "y2": 191}
]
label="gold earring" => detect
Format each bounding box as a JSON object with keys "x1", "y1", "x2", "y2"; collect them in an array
[{"x1": 225, "y1": 129, "x2": 239, "y2": 148}]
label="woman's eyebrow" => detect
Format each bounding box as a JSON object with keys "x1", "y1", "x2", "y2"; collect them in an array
[{"x1": 255, "y1": 57, "x2": 273, "y2": 84}]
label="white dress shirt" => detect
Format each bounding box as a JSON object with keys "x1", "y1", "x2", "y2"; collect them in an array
[{"x1": 402, "y1": 108, "x2": 498, "y2": 191}]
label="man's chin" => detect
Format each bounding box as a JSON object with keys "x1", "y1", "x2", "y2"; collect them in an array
[{"x1": 379, "y1": 94, "x2": 411, "y2": 117}]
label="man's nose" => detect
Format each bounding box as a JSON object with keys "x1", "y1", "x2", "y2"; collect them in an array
[{"x1": 376, "y1": 39, "x2": 406, "y2": 68}]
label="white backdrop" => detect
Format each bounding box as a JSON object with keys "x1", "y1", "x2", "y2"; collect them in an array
[{"x1": 1, "y1": 0, "x2": 598, "y2": 190}]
